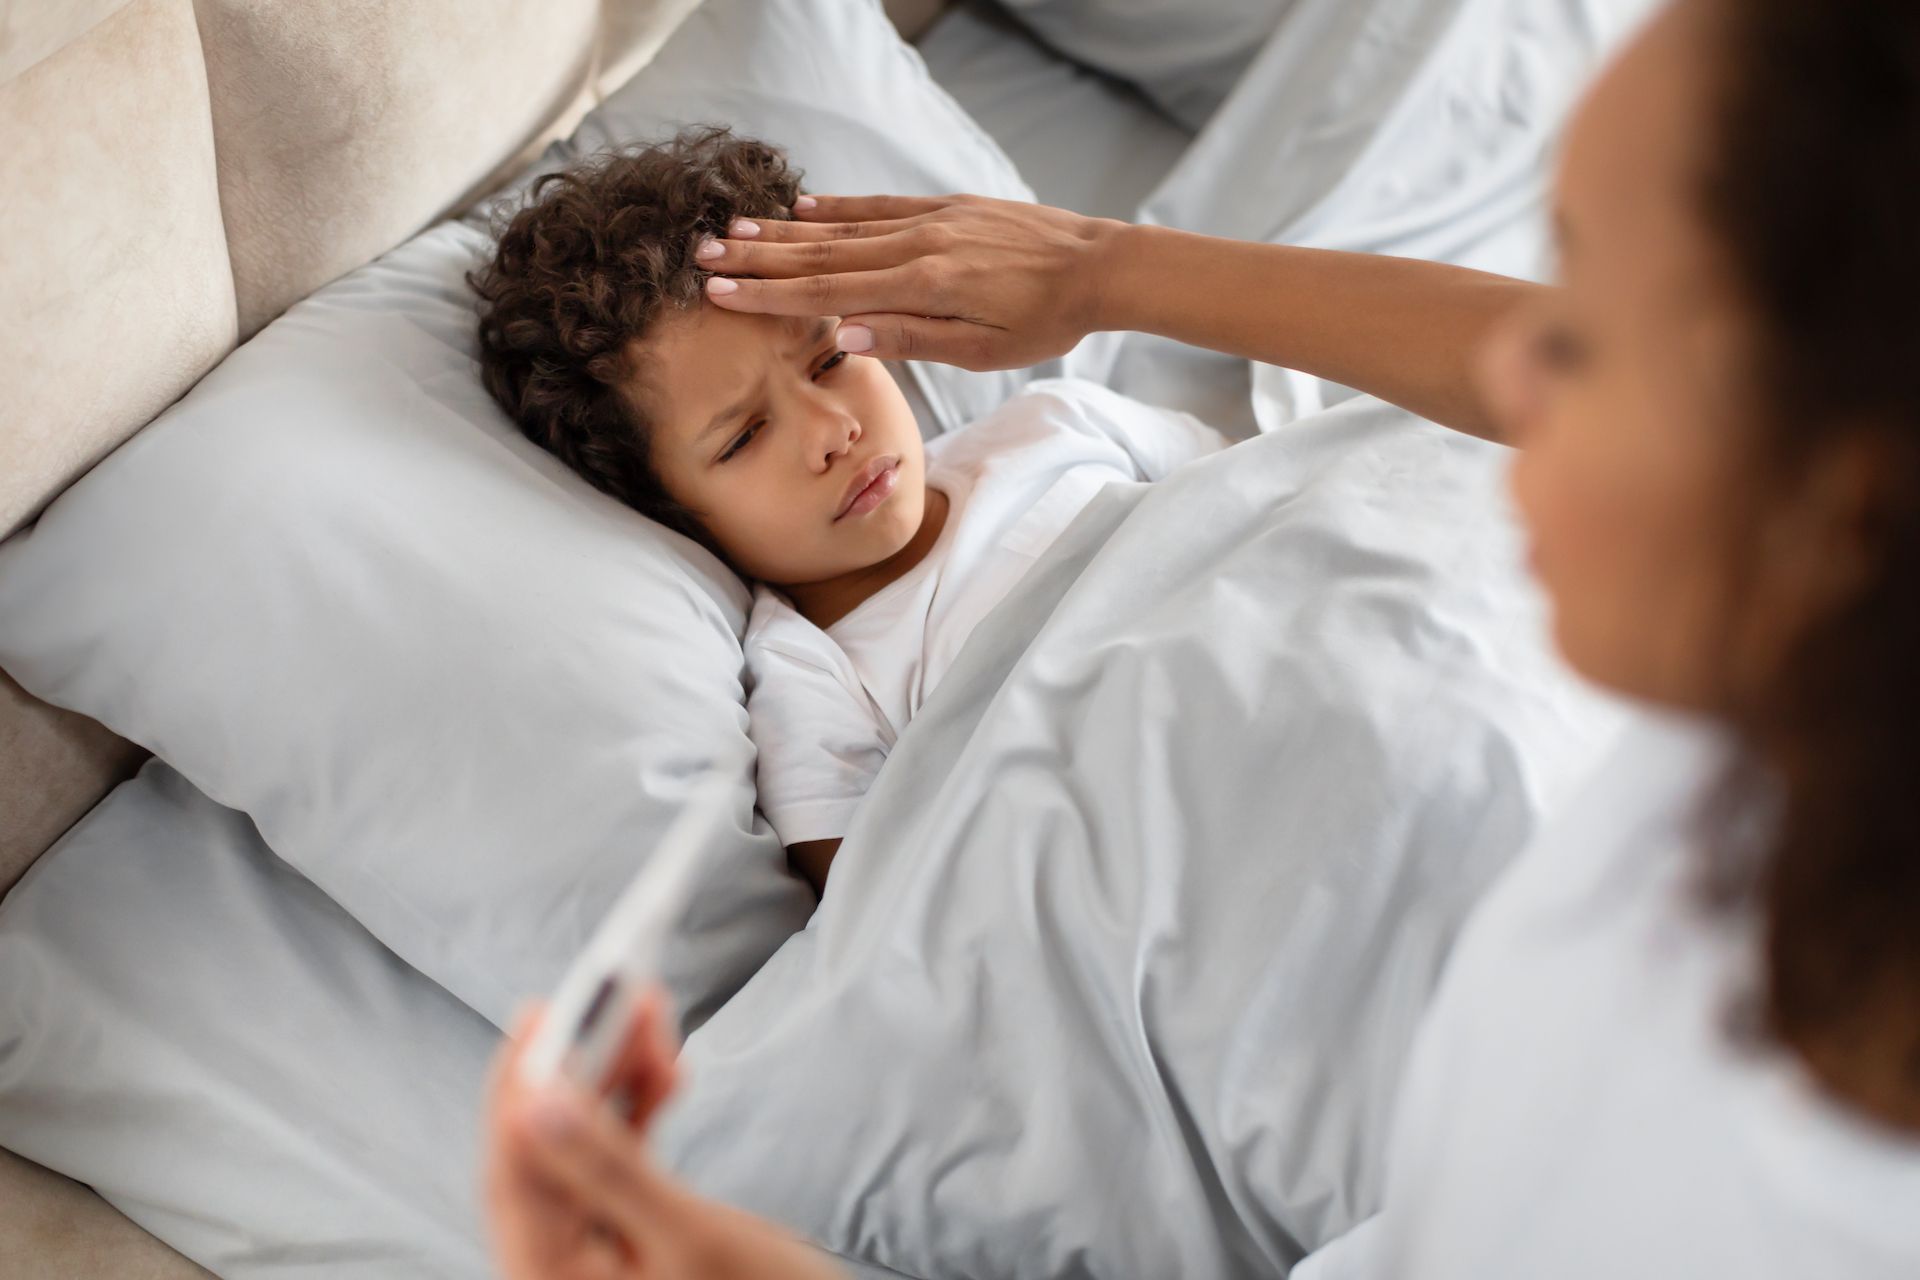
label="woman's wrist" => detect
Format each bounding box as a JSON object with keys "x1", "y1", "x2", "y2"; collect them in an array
[
  {"x1": 1076, "y1": 217, "x2": 1154, "y2": 337},
  {"x1": 1080, "y1": 220, "x2": 1218, "y2": 342}
]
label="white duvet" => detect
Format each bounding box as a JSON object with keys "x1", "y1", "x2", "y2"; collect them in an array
[{"x1": 657, "y1": 396, "x2": 1622, "y2": 1278}]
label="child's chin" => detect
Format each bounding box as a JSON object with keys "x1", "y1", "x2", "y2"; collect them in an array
[{"x1": 888, "y1": 490, "x2": 928, "y2": 536}]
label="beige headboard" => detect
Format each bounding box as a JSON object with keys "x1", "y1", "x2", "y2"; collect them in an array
[{"x1": 0, "y1": 2, "x2": 945, "y2": 1274}]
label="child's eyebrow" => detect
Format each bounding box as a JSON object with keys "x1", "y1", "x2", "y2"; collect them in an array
[
  {"x1": 797, "y1": 316, "x2": 835, "y2": 350},
  {"x1": 700, "y1": 392, "x2": 755, "y2": 442},
  {"x1": 695, "y1": 318, "x2": 839, "y2": 441}
]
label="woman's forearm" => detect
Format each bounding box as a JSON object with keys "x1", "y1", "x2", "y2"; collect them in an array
[
  {"x1": 1090, "y1": 223, "x2": 1544, "y2": 443},
  {"x1": 699, "y1": 193, "x2": 1545, "y2": 441}
]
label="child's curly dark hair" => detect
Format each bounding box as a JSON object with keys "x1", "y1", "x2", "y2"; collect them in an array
[{"x1": 468, "y1": 125, "x2": 804, "y2": 542}]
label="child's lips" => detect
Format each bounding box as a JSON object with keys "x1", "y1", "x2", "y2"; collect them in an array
[{"x1": 835, "y1": 456, "x2": 900, "y2": 521}]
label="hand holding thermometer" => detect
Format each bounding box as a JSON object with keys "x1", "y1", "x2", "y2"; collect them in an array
[{"x1": 519, "y1": 775, "x2": 735, "y2": 1091}]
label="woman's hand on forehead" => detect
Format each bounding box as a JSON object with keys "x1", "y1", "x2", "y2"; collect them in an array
[{"x1": 694, "y1": 193, "x2": 1113, "y2": 372}]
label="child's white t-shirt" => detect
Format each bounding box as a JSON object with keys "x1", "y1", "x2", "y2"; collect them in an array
[{"x1": 744, "y1": 377, "x2": 1228, "y2": 847}]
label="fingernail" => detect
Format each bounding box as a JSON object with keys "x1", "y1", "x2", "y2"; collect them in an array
[
  {"x1": 836, "y1": 324, "x2": 874, "y2": 353},
  {"x1": 530, "y1": 1090, "x2": 582, "y2": 1140},
  {"x1": 793, "y1": 196, "x2": 818, "y2": 212},
  {"x1": 694, "y1": 238, "x2": 723, "y2": 261},
  {"x1": 729, "y1": 218, "x2": 761, "y2": 238},
  {"x1": 705, "y1": 277, "x2": 739, "y2": 297}
]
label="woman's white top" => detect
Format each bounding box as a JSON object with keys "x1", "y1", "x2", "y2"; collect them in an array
[
  {"x1": 744, "y1": 378, "x2": 1227, "y2": 846},
  {"x1": 1298, "y1": 711, "x2": 1920, "y2": 1278}
]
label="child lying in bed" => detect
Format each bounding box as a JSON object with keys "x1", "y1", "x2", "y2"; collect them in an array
[{"x1": 471, "y1": 126, "x2": 1225, "y2": 893}]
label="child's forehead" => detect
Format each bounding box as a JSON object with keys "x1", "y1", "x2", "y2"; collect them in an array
[
  {"x1": 641, "y1": 307, "x2": 830, "y2": 369},
  {"x1": 631, "y1": 308, "x2": 837, "y2": 438}
]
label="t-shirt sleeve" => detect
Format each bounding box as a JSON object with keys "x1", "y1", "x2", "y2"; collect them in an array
[
  {"x1": 1031, "y1": 377, "x2": 1232, "y2": 482},
  {"x1": 744, "y1": 609, "x2": 895, "y2": 847}
]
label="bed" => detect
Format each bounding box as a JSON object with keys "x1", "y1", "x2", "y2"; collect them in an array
[{"x1": 0, "y1": 1, "x2": 1650, "y2": 1275}]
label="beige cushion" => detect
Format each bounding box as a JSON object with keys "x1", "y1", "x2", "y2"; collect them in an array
[
  {"x1": 884, "y1": 0, "x2": 953, "y2": 40},
  {"x1": 0, "y1": 670, "x2": 144, "y2": 898},
  {"x1": 600, "y1": 0, "x2": 706, "y2": 99},
  {"x1": 0, "y1": 0, "x2": 132, "y2": 82},
  {"x1": 0, "y1": 1148, "x2": 209, "y2": 1279},
  {"x1": 196, "y1": 0, "x2": 602, "y2": 337},
  {"x1": 0, "y1": 0, "x2": 236, "y2": 541}
]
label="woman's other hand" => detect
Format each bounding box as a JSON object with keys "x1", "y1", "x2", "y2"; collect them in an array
[
  {"x1": 696, "y1": 193, "x2": 1123, "y2": 371},
  {"x1": 485, "y1": 993, "x2": 845, "y2": 1280}
]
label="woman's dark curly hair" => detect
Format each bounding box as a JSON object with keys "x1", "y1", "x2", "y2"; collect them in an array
[
  {"x1": 468, "y1": 125, "x2": 803, "y2": 544},
  {"x1": 1702, "y1": 0, "x2": 1920, "y2": 1128}
]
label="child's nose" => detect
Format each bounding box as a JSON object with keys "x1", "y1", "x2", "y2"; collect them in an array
[{"x1": 810, "y1": 405, "x2": 862, "y2": 469}]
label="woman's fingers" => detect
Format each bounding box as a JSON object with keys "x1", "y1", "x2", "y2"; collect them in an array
[
  {"x1": 486, "y1": 1007, "x2": 624, "y2": 1280},
  {"x1": 703, "y1": 192, "x2": 1104, "y2": 370},
  {"x1": 490, "y1": 1005, "x2": 854, "y2": 1280},
  {"x1": 791, "y1": 193, "x2": 952, "y2": 223},
  {"x1": 836, "y1": 313, "x2": 1004, "y2": 370},
  {"x1": 704, "y1": 265, "x2": 930, "y2": 320},
  {"x1": 698, "y1": 229, "x2": 914, "y2": 280},
  {"x1": 488, "y1": 1005, "x2": 544, "y2": 1114},
  {"x1": 493, "y1": 992, "x2": 680, "y2": 1134},
  {"x1": 516, "y1": 1085, "x2": 680, "y2": 1243},
  {"x1": 601, "y1": 987, "x2": 682, "y2": 1132},
  {"x1": 718, "y1": 215, "x2": 919, "y2": 246}
]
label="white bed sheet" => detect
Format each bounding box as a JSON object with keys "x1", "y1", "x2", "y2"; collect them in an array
[{"x1": 915, "y1": 0, "x2": 1193, "y2": 221}]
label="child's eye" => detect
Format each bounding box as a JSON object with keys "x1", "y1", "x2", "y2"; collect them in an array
[
  {"x1": 718, "y1": 421, "x2": 762, "y2": 463},
  {"x1": 814, "y1": 351, "x2": 850, "y2": 379}
]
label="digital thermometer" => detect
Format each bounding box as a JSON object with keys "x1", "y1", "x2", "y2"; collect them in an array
[{"x1": 519, "y1": 775, "x2": 735, "y2": 1090}]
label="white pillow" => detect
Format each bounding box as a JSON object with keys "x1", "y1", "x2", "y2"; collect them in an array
[
  {"x1": 0, "y1": 761, "x2": 498, "y2": 1278},
  {"x1": 993, "y1": 0, "x2": 1292, "y2": 130},
  {"x1": 0, "y1": 0, "x2": 1046, "y2": 1033},
  {"x1": 0, "y1": 217, "x2": 801, "y2": 1032}
]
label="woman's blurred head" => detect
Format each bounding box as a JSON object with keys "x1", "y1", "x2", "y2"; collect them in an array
[{"x1": 1485, "y1": 0, "x2": 1920, "y2": 1128}]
